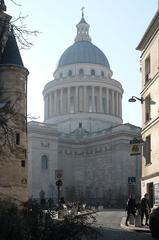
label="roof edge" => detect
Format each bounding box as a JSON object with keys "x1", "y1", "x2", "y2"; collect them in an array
[
  {"x1": 136, "y1": 10, "x2": 159, "y2": 51},
  {"x1": 0, "y1": 64, "x2": 29, "y2": 75}
]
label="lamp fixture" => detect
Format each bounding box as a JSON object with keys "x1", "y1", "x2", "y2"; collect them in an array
[{"x1": 128, "y1": 96, "x2": 144, "y2": 104}]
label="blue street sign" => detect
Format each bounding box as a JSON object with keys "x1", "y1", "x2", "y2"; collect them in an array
[{"x1": 128, "y1": 177, "x2": 136, "y2": 185}]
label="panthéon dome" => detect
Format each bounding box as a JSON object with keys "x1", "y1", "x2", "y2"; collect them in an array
[{"x1": 57, "y1": 14, "x2": 110, "y2": 69}]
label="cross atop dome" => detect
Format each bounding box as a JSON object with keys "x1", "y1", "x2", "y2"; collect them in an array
[
  {"x1": 81, "y1": 6, "x2": 85, "y2": 18},
  {"x1": 74, "y1": 8, "x2": 92, "y2": 42}
]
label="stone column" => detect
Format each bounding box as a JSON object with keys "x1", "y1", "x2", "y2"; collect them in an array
[
  {"x1": 116, "y1": 92, "x2": 119, "y2": 116},
  {"x1": 49, "y1": 93, "x2": 53, "y2": 117},
  {"x1": 79, "y1": 87, "x2": 83, "y2": 111},
  {"x1": 119, "y1": 93, "x2": 122, "y2": 118},
  {"x1": 84, "y1": 86, "x2": 87, "y2": 112},
  {"x1": 106, "y1": 88, "x2": 109, "y2": 114},
  {"x1": 50, "y1": 92, "x2": 54, "y2": 116},
  {"x1": 54, "y1": 90, "x2": 57, "y2": 115},
  {"x1": 92, "y1": 86, "x2": 95, "y2": 112},
  {"x1": 75, "y1": 86, "x2": 78, "y2": 112},
  {"x1": 60, "y1": 88, "x2": 63, "y2": 114},
  {"x1": 112, "y1": 90, "x2": 115, "y2": 115},
  {"x1": 99, "y1": 87, "x2": 103, "y2": 112},
  {"x1": 46, "y1": 94, "x2": 49, "y2": 119},
  {"x1": 67, "y1": 87, "x2": 70, "y2": 113},
  {"x1": 44, "y1": 96, "x2": 47, "y2": 120}
]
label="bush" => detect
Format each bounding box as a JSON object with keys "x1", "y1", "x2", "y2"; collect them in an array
[{"x1": 0, "y1": 199, "x2": 100, "y2": 240}]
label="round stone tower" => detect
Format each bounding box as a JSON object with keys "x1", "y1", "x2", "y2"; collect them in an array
[{"x1": 0, "y1": 2, "x2": 29, "y2": 203}]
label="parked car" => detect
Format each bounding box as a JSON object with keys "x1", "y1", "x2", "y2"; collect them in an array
[{"x1": 149, "y1": 207, "x2": 159, "y2": 238}]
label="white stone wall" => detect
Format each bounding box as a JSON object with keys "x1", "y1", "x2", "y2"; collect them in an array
[
  {"x1": 28, "y1": 122, "x2": 58, "y2": 199},
  {"x1": 139, "y1": 11, "x2": 159, "y2": 207},
  {"x1": 58, "y1": 125, "x2": 141, "y2": 207},
  {"x1": 28, "y1": 121, "x2": 141, "y2": 206}
]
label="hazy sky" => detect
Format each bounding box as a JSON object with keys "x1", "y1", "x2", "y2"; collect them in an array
[{"x1": 6, "y1": 0, "x2": 157, "y2": 126}]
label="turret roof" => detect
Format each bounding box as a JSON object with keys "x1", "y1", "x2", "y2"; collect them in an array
[{"x1": 0, "y1": 30, "x2": 24, "y2": 66}]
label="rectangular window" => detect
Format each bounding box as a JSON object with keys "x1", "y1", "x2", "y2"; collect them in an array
[
  {"x1": 145, "y1": 135, "x2": 151, "y2": 165},
  {"x1": 145, "y1": 94, "x2": 151, "y2": 122},
  {"x1": 21, "y1": 160, "x2": 25, "y2": 167},
  {"x1": 41, "y1": 155, "x2": 48, "y2": 169},
  {"x1": 145, "y1": 56, "x2": 151, "y2": 84},
  {"x1": 16, "y1": 133, "x2": 20, "y2": 145}
]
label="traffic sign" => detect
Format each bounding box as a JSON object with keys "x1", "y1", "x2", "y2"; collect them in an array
[
  {"x1": 128, "y1": 177, "x2": 136, "y2": 185},
  {"x1": 56, "y1": 179, "x2": 63, "y2": 187},
  {"x1": 55, "y1": 169, "x2": 63, "y2": 180}
]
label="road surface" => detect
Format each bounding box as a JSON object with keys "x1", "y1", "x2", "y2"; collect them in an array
[{"x1": 93, "y1": 210, "x2": 152, "y2": 240}]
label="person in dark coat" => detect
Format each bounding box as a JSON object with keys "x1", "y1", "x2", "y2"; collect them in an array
[
  {"x1": 125, "y1": 194, "x2": 136, "y2": 226},
  {"x1": 141, "y1": 193, "x2": 151, "y2": 226}
]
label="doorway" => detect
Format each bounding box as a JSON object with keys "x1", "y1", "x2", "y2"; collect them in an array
[{"x1": 147, "y1": 182, "x2": 153, "y2": 207}]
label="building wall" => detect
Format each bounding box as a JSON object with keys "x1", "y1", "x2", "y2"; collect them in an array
[
  {"x1": 138, "y1": 9, "x2": 159, "y2": 206},
  {"x1": 58, "y1": 129, "x2": 141, "y2": 207},
  {"x1": 28, "y1": 123, "x2": 58, "y2": 200},
  {"x1": 28, "y1": 122, "x2": 141, "y2": 208},
  {"x1": 0, "y1": 66, "x2": 28, "y2": 203}
]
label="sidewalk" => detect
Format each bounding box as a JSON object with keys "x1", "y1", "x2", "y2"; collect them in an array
[{"x1": 120, "y1": 217, "x2": 150, "y2": 233}]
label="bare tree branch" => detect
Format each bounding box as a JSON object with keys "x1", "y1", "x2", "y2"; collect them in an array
[
  {"x1": 0, "y1": 95, "x2": 26, "y2": 157},
  {"x1": 10, "y1": 13, "x2": 40, "y2": 50},
  {"x1": 9, "y1": 0, "x2": 21, "y2": 6}
]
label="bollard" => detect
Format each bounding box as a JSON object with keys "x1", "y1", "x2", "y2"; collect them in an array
[
  {"x1": 129, "y1": 213, "x2": 135, "y2": 225},
  {"x1": 135, "y1": 211, "x2": 141, "y2": 227}
]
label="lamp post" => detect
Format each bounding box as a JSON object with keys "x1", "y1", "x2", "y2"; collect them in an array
[
  {"x1": 128, "y1": 96, "x2": 144, "y2": 206},
  {"x1": 56, "y1": 179, "x2": 63, "y2": 204},
  {"x1": 128, "y1": 96, "x2": 144, "y2": 104}
]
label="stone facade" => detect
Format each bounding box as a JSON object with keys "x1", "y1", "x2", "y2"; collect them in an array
[
  {"x1": 28, "y1": 13, "x2": 141, "y2": 207},
  {"x1": 28, "y1": 121, "x2": 141, "y2": 207},
  {"x1": 0, "y1": 5, "x2": 29, "y2": 203},
  {"x1": 137, "y1": 5, "x2": 159, "y2": 207}
]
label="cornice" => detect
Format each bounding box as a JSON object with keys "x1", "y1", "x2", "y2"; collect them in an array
[
  {"x1": 0, "y1": 64, "x2": 29, "y2": 76},
  {"x1": 136, "y1": 11, "x2": 159, "y2": 51},
  {"x1": 142, "y1": 171, "x2": 159, "y2": 181},
  {"x1": 43, "y1": 77, "x2": 123, "y2": 96}
]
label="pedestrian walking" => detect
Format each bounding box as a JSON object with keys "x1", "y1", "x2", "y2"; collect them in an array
[
  {"x1": 141, "y1": 193, "x2": 151, "y2": 226},
  {"x1": 125, "y1": 194, "x2": 136, "y2": 226}
]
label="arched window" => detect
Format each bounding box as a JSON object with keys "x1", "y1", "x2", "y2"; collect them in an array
[
  {"x1": 79, "y1": 68, "x2": 84, "y2": 76},
  {"x1": 68, "y1": 70, "x2": 72, "y2": 76},
  {"x1": 41, "y1": 155, "x2": 48, "y2": 169},
  {"x1": 91, "y1": 69, "x2": 95, "y2": 76}
]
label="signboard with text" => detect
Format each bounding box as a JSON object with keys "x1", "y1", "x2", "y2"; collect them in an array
[{"x1": 129, "y1": 138, "x2": 142, "y2": 156}]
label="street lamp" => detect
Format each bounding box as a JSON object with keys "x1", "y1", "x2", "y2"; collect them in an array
[
  {"x1": 56, "y1": 179, "x2": 63, "y2": 204},
  {"x1": 128, "y1": 96, "x2": 144, "y2": 104}
]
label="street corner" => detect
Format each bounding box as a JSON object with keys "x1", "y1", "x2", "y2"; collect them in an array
[{"x1": 120, "y1": 217, "x2": 150, "y2": 233}]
